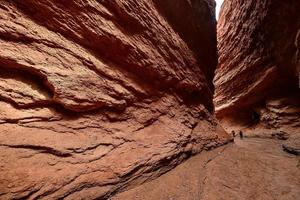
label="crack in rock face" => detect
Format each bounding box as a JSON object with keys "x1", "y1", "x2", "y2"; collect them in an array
[
  {"x1": 215, "y1": 0, "x2": 300, "y2": 137},
  {"x1": 0, "y1": 0, "x2": 231, "y2": 199}
]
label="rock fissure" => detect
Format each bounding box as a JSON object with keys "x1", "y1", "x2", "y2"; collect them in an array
[{"x1": 0, "y1": 144, "x2": 72, "y2": 158}]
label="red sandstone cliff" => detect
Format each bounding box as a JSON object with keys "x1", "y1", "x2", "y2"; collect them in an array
[
  {"x1": 215, "y1": 0, "x2": 300, "y2": 136},
  {"x1": 0, "y1": 0, "x2": 229, "y2": 199}
]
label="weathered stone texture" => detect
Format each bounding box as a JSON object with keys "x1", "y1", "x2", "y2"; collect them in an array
[
  {"x1": 0, "y1": 0, "x2": 229, "y2": 199},
  {"x1": 215, "y1": 0, "x2": 300, "y2": 135}
]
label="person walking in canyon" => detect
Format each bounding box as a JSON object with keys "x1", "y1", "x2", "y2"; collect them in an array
[
  {"x1": 239, "y1": 131, "x2": 244, "y2": 139},
  {"x1": 232, "y1": 130, "x2": 236, "y2": 138}
]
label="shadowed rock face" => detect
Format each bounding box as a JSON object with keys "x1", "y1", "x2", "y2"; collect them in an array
[
  {"x1": 0, "y1": 0, "x2": 230, "y2": 199},
  {"x1": 153, "y1": 0, "x2": 218, "y2": 91},
  {"x1": 215, "y1": 0, "x2": 300, "y2": 135}
]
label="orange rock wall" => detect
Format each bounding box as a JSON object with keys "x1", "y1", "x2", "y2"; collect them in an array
[
  {"x1": 215, "y1": 0, "x2": 300, "y2": 134},
  {"x1": 0, "y1": 0, "x2": 230, "y2": 199}
]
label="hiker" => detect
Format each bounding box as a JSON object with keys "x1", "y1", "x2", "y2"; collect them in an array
[
  {"x1": 231, "y1": 130, "x2": 236, "y2": 137},
  {"x1": 251, "y1": 110, "x2": 260, "y2": 124},
  {"x1": 239, "y1": 130, "x2": 244, "y2": 139}
]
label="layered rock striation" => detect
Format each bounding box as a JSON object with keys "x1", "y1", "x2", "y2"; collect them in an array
[
  {"x1": 0, "y1": 0, "x2": 230, "y2": 199},
  {"x1": 215, "y1": 0, "x2": 300, "y2": 135}
]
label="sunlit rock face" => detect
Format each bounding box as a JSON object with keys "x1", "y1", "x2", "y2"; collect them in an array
[
  {"x1": 215, "y1": 0, "x2": 300, "y2": 136},
  {"x1": 0, "y1": 0, "x2": 230, "y2": 199}
]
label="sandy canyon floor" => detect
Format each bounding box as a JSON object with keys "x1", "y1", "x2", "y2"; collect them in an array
[{"x1": 112, "y1": 138, "x2": 300, "y2": 200}]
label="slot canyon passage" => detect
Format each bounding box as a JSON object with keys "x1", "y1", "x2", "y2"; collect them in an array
[{"x1": 0, "y1": 0, "x2": 299, "y2": 199}]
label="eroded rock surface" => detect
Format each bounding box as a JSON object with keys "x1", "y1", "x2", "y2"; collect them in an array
[
  {"x1": 0, "y1": 0, "x2": 230, "y2": 199},
  {"x1": 215, "y1": 0, "x2": 300, "y2": 136}
]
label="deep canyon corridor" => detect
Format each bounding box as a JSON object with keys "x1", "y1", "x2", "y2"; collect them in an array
[{"x1": 0, "y1": 0, "x2": 299, "y2": 199}]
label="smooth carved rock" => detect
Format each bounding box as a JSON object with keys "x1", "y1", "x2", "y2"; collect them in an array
[
  {"x1": 0, "y1": 0, "x2": 230, "y2": 199},
  {"x1": 215, "y1": 0, "x2": 300, "y2": 134}
]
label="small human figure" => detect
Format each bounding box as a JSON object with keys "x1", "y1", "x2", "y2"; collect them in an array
[
  {"x1": 239, "y1": 130, "x2": 244, "y2": 139},
  {"x1": 231, "y1": 130, "x2": 236, "y2": 137},
  {"x1": 251, "y1": 110, "x2": 260, "y2": 124}
]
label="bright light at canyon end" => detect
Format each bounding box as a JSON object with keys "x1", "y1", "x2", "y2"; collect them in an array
[{"x1": 216, "y1": 0, "x2": 224, "y2": 20}]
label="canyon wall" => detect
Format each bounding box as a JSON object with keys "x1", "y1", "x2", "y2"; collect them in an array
[
  {"x1": 0, "y1": 0, "x2": 230, "y2": 199},
  {"x1": 215, "y1": 0, "x2": 300, "y2": 136}
]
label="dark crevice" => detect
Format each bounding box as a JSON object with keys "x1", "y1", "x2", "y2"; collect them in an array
[
  {"x1": 0, "y1": 58, "x2": 55, "y2": 98},
  {"x1": 0, "y1": 144, "x2": 72, "y2": 157},
  {"x1": 153, "y1": 0, "x2": 218, "y2": 91}
]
